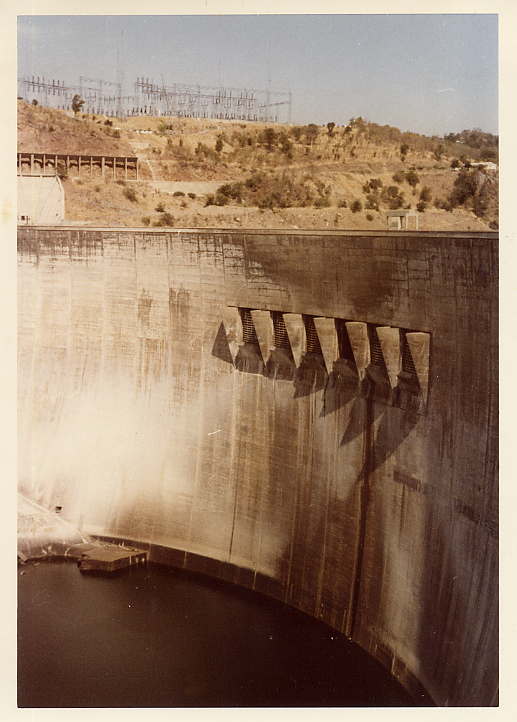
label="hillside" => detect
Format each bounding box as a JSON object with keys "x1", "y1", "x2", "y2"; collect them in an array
[
  {"x1": 18, "y1": 100, "x2": 134, "y2": 156},
  {"x1": 17, "y1": 101, "x2": 498, "y2": 230}
]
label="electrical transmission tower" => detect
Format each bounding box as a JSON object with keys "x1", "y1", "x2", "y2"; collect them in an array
[{"x1": 18, "y1": 73, "x2": 293, "y2": 123}]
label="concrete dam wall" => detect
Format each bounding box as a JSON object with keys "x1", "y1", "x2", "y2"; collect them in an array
[{"x1": 17, "y1": 227, "x2": 498, "y2": 706}]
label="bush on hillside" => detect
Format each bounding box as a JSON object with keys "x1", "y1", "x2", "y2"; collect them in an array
[
  {"x1": 365, "y1": 194, "x2": 379, "y2": 210},
  {"x1": 123, "y1": 186, "x2": 137, "y2": 202},
  {"x1": 419, "y1": 186, "x2": 432, "y2": 202},
  {"x1": 405, "y1": 170, "x2": 420, "y2": 188},
  {"x1": 153, "y1": 212, "x2": 175, "y2": 226},
  {"x1": 381, "y1": 185, "x2": 405, "y2": 209}
]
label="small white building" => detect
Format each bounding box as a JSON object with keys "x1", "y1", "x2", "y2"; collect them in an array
[
  {"x1": 18, "y1": 175, "x2": 65, "y2": 225},
  {"x1": 386, "y1": 209, "x2": 419, "y2": 231}
]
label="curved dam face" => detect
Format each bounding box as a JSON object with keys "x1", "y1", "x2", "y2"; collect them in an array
[{"x1": 17, "y1": 227, "x2": 498, "y2": 706}]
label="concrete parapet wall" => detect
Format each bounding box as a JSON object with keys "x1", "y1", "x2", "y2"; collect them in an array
[{"x1": 17, "y1": 227, "x2": 498, "y2": 706}]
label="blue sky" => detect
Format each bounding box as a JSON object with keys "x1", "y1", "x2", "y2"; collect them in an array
[{"x1": 17, "y1": 14, "x2": 498, "y2": 136}]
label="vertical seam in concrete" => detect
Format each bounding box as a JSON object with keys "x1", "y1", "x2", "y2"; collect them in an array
[
  {"x1": 227, "y1": 378, "x2": 239, "y2": 560},
  {"x1": 348, "y1": 395, "x2": 373, "y2": 639},
  {"x1": 186, "y1": 233, "x2": 206, "y2": 550}
]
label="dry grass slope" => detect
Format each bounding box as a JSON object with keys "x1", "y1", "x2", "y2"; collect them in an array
[{"x1": 18, "y1": 101, "x2": 498, "y2": 231}]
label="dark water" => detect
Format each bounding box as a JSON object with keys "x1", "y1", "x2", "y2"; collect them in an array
[{"x1": 18, "y1": 560, "x2": 421, "y2": 708}]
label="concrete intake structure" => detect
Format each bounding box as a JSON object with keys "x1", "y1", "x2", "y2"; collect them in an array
[{"x1": 18, "y1": 227, "x2": 498, "y2": 706}]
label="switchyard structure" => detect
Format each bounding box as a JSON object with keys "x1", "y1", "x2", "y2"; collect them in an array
[{"x1": 18, "y1": 74, "x2": 292, "y2": 123}]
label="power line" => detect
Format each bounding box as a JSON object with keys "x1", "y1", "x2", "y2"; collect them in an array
[{"x1": 19, "y1": 73, "x2": 293, "y2": 123}]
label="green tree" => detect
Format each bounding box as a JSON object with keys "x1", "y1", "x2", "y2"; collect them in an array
[
  {"x1": 327, "y1": 122, "x2": 336, "y2": 137},
  {"x1": 400, "y1": 143, "x2": 409, "y2": 160},
  {"x1": 215, "y1": 136, "x2": 223, "y2": 153},
  {"x1": 351, "y1": 199, "x2": 362, "y2": 213}
]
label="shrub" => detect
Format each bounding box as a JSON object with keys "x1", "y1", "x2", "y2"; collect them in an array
[
  {"x1": 155, "y1": 202, "x2": 165, "y2": 212},
  {"x1": 280, "y1": 139, "x2": 293, "y2": 156},
  {"x1": 173, "y1": 191, "x2": 185, "y2": 197},
  {"x1": 351, "y1": 199, "x2": 362, "y2": 213},
  {"x1": 259, "y1": 127, "x2": 277, "y2": 150},
  {"x1": 405, "y1": 170, "x2": 420, "y2": 188},
  {"x1": 449, "y1": 169, "x2": 477, "y2": 208},
  {"x1": 450, "y1": 158, "x2": 461, "y2": 169},
  {"x1": 94, "y1": 185, "x2": 100, "y2": 193},
  {"x1": 304, "y1": 124, "x2": 319, "y2": 145},
  {"x1": 489, "y1": 220, "x2": 498, "y2": 230},
  {"x1": 116, "y1": 179, "x2": 126, "y2": 186},
  {"x1": 416, "y1": 201, "x2": 427, "y2": 212},
  {"x1": 381, "y1": 185, "x2": 404, "y2": 209},
  {"x1": 187, "y1": 192, "x2": 197, "y2": 199},
  {"x1": 153, "y1": 212, "x2": 175, "y2": 227},
  {"x1": 363, "y1": 178, "x2": 383, "y2": 194},
  {"x1": 419, "y1": 186, "x2": 432, "y2": 202},
  {"x1": 338, "y1": 199, "x2": 347, "y2": 208},
  {"x1": 123, "y1": 187, "x2": 137, "y2": 202},
  {"x1": 433, "y1": 144, "x2": 445, "y2": 161},
  {"x1": 365, "y1": 194, "x2": 379, "y2": 210},
  {"x1": 366, "y1": 213, "x2": 374, "y2": 221},
  {"x1": 104, "y1": 119, "x2": 113, "y2": 126},
  {"x1": 141, "y1": 216, "x2": 151, "y2": 226},
  {"x1": 215, "y1": 137, "x2": 223, "y2": 153},
  {"x1": 314, "y1": 196, "x2": 331, "y2": 208},
  {"x1": 473, "y1": 183, "x2": 492, "y2": 218},
  {"x1": 392, "y1": 171, "x2": 404, "y2": 184},
  {"x1": 205, "y1": 194, "x2": 215, "y2": 206}
]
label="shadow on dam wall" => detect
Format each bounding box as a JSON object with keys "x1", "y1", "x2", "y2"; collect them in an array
[{"x1": 17, "y1": 227, "x2": 498, "y2": 706}]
